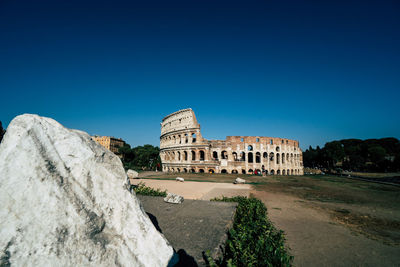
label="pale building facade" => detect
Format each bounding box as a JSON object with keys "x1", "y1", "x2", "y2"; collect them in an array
[
  {"x1": 91, "y1": 136, "x2": 126, "y2": 158},
  {"x1": 160, "y1": 109, "x2": 304, "y2": 175}
]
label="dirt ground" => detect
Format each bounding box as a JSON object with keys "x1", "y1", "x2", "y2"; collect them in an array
[{"x1": 138, "y1": 173, "x2": 400, "y2": 266}]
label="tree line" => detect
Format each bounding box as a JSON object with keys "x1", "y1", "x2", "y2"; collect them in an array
[
  {"x1": 118, "y1": 144, "x2": 161, "y2": 171},
  {"x1": 303, "y1": 137, "x2": 400, "y2": 172}
]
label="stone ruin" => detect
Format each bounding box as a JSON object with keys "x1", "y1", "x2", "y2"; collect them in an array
[{"x1": 160, "y1": 108, "x2": 304, "y2": 175}]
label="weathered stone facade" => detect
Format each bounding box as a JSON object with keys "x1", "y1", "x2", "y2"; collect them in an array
[{"x1": 160, "y1": 109, "x2": 304, "y2": 175}]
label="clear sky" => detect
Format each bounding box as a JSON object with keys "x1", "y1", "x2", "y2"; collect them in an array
[{"x1": 1, "y1": 0, "x2": 399, "y2": 150}]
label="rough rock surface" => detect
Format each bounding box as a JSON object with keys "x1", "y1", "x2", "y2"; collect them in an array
[
  {"x1": 164, "y1": 193, "x2": 184, "y2": 204},
  {"x1": 127, "y1": 169, "x2": 139, "y2": 179},
  {"x1": 0, "y1": 114, "x2": 174, "y2": 266},
  {"x1": 234, "y1": 177, "x2": 246, "y2": 184}
]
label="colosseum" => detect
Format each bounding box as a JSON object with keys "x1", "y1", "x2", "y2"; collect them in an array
[{"x1": 160, "y1": 109, "x2": 304, "y2": 175}]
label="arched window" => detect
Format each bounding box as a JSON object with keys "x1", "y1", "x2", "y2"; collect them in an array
[
  {"x1": 248, "y1": 145, "x2": 253, "y2": 151},
  {"x1": 240, "y1": 152, "x2": 246, "y2": 161},
  {"x1": 277, "y1": 169, "x2": 281, "y2": 175},
  {"x1": 192, "y1": 133, "x2": 196, "y2": 143},
  {"x1": 269, "y1": 152, "x2": 274, "y2": 161},
  {"x1": 282, "y1": 153, "x2": 285, "y2": 164},
  {"x1": 199, "y1": 150, "x2": 205, "y2": 161},
  {"x1": 178, "y1": 151, "x2": 181, "y2": 161},
  {"x1": 185, "y1": 134, "x2": 188, "y2": 143},
  {"x1": 184, "y1": 151, "x2": 188, "y2": 161},
  {"x1": 256, "y1": 152, "x2": 261, "y2": 163},
  {"x1": 199, "y1": 169, "x2": 205, "y2": 173},
  {"x1": 263, "y1": 152, "x2": 268, "y2": 159},
  {"x1": 221, "y1": 169, "x2": 227, "y2": 173},
  {"x1": 287, "y1": 169, "x2": 290, "y2": 175},
  {"x1": 213, "y1": 151, "x2": 218, "y2": 160},
  {"x1": 172, "y1": 152, "x2": 175, "y2": 160},
  {"x1": 221, "y1": 151, "x2": 228, "y2": 159},
  {"x1": 256, "y1": 138, "x2": 260, "y2": 142},
  {"x1": 232, "y1": 152, "x2": 238, "y2": 161},
  {"x1": 270, "y1": 169, "x2": 275, "y2": 175},
  {"x1": 178, "y1": 135, "x2": 181, "y2": 144},
  {"x1": 183, "y1": 168, "x2": 187, "y2": 173},
  {"x1": 191, "y1": 150, "x2": 196, "y2": 161},
  {"x1": 276, "y1": 146, "x2": 280, "y2": 152},
  {"x1": 242, "y1": 169, "x2": 246, "y2": 174},
  {"x1": 276, "y1": 153, "x2": 280, "y2": 164},
  {"x1": 270, "y1": 139, "x2": 273, "y2": 145},
  {"x1": 248, "y1": 152, "x2": 253, "y2": 163},
  {"x1": 287, "y1": 153, "x2": 289, "y2": 162}
]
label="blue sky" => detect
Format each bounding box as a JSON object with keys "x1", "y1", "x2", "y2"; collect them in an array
[{"x1": 1, "y1": 0, "x2": 399, "y2": 150}]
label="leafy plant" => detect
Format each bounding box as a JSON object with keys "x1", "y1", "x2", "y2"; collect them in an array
[
  {"x1": 132, "y1": 182, "x2": 167, "y2": 197},
  {"x1": 210, "y1": 196, "x2": 293, "y2": 267}
]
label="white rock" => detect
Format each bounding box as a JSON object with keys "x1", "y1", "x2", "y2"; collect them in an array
[
  {"x1": 164, "y1": 193, "x2": 184, "y2": 204},
  {"x1": 235, "y1": 177, "x2": 246, "y2": 184},
  {"x1": 176, "y1": 177, "x2": 184, "y2": 182},
  {"x1": 127, "y1": 169, "x2": 139, "y2": 179},
  {"x1": 0, "y1": 114, "x2": 175, "y2": 267}
]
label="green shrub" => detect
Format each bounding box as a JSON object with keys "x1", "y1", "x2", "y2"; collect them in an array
[
  {"x1": 210, "y1": 196, "x2": 293, "y2": 267},
  {"x1": 132, "y1": 182, "x2": 167, "y2": 197}
]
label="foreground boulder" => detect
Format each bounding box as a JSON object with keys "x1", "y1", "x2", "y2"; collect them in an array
[{"x1": 0, "y1": 114, "x2": 175, "y2": 266}]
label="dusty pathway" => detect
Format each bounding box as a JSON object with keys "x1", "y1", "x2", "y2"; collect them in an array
[
  {"x1": 252, "y1": 190, "x2": 400, "y2": 266},
  {"x1": 131, "y1": 179, "x2": 251, "y2": 200}
]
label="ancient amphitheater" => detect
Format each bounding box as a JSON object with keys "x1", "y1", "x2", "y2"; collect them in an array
[{"x1": 160, "y1": 109, "x2": 303, "y2": 175}]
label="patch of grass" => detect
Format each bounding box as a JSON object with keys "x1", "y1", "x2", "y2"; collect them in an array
[
  {"x1": 208, "y1": 196, "x2": 292, "y2": 267},
  {"x1": 131, "y1": 182, "x2": 167, "y2": 197}
]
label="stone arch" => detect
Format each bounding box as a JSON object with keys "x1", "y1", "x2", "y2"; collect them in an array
[
  {"x1": 265, "y1": 170, "x2": 269, "y2": 175},
  {"x1": 248, "y1": 145, "x2": 253, "y2": 151},
  {"x1": 177, "y1": 168, "x2": 181, "y2": 173},
  {"x1": 269, "y1": 152, "x2": 275, "y2": 162},
  {"x1": 209, "y1": 169, "x2": 215, "y2": 174},
  {"x1": 282, "y1": 170, "x2": 286, "y2": 175},
  {"x1": 287, "y1": 153, "x2": 289, "y2": 162},
  {"x1": 172, "y1": 152, "x2": 175, "y2": 160},
  {"x1": 184, "y1": 151, "x2": 188, "y2": 161},
  {"x1": 248, "y1": 152, "x2": 253, "y2": 163},
  {"x1": 191, "y1": 150, "x2": 196, "y2": 161},
  {"x1": 282, "y1": 153, "x2": 285, "y2": 164},
  {"x1": 192, "y1": 133, "x2": 197, "y2": 143},
  {"x1": 240, "y1": 152, "x2": 246, "y2": 161},
  {"x1": 185, "y1": 133, "x2": 188, "y2": 143},
  {"x1": 213, "y1": 151, "x2": 218, "y2": 160},
  {"x1": 232, "y1": 152, "x2": 238, "y2": 161},
  {"x1": 199, "y1": 169, "x2": 205, "y2": 173},
  {"x1": 291, "y1": 169, "x2": 294, "y2": 175},
  {"x1": 263, "y1": 152, "x2": 268, "y2": 159},
  {"x1": 199, "y1": 150, "x2": 205, "y2": 161},
  {"x1": 277, "y1": 169, "x2": 281, "y2": 175},
  {"x1": 276, "y1": 146, "x2": 280, "y2": 152},
  {"x1": 191, "y1": 168, "x2": 195, "y2": 173},
  {"x1": 270, "y1": 169, "x2": 275, "y2": 175},
  {"x1": 221, "y1": 150, "x2": 228, "y2": 159},
  {"x1": 287, "y1": 169, "x2": 290, "y2": 175},
  {"x1": 256, "y1": 152, "x2": 261, "y2": 163},
  {"x1": 242, "y1": 169, "x2": 246, "y2": 174},
  {"x1": 171, "y1": 168, "x2": 175, "y2": 172},
  {"x1": 232, "y1": 170, "x2": 238, "y2": 174},
  {"x1": 177, "y1": 151, "x2": 181, "y2": 161},
  {"x1": 183, "y1": 168, "x2": 187, "y2": 173},
  {"x1": 178, "y1": 135, "x2": 181, "y2": 144},
  {"x1": 276, "y1": 153, "x2": 280, "y2": 164},
  {"x1": 221, "y1": 169, "x2": 227, "y2": 173}
]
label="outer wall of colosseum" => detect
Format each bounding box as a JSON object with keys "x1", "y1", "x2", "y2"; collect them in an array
[{"x1": 160, "y1": 109, "x2": 304, "y2": 175}]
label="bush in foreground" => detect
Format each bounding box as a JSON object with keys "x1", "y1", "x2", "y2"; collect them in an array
[
  {"x1": 132, "y1": 182, "x2": 167, "y2": 197},
  {"x1": 209, "y1": 196, "x2": 293, "y2": 267}
]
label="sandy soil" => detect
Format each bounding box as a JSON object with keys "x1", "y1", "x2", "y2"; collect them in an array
[
  {"x1": 131, "y1": 179, "x2": 252, "y2": 200},
  {"x1": 251, "y1": 190, "x2": 400, "y2": 266}
]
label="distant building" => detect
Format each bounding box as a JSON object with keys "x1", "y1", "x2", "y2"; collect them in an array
[
  {"x1": 91, "y1": 136, "x2": 126, "y2": 158},
  {"x1": 160, "y1": 109, "x2": 304, "y2": 175}
]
